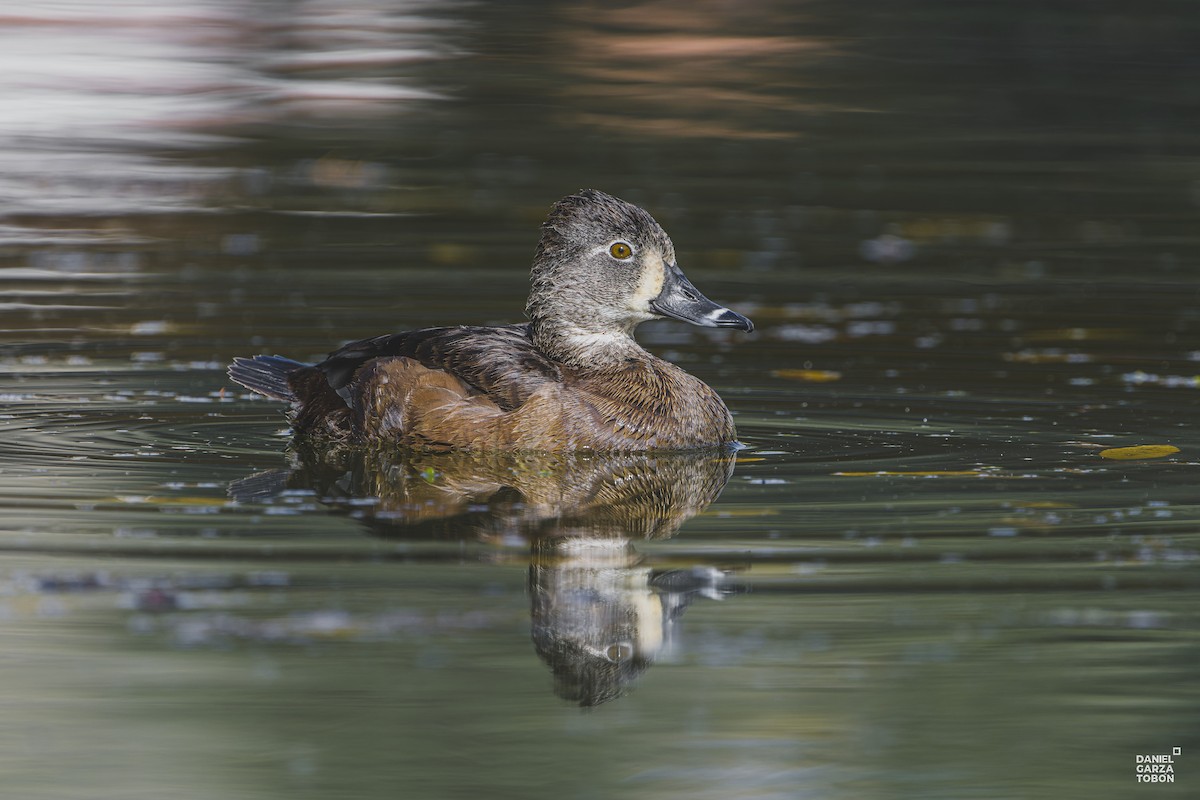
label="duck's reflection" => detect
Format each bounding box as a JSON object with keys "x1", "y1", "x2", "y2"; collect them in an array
[
  {"x1": 238, "y1": 447, "x2": 742, "y2": 705},
  {"x1": 530, "y1": 531, "x2": 737, "y2": 706}
]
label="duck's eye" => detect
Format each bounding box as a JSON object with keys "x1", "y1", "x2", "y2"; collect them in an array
[
  {"x1": 609, "y1": 241, "x2": 633, "y2": 260},
  {"x1": 604, "y1": 642, "x2": 634, "y2": 663}
]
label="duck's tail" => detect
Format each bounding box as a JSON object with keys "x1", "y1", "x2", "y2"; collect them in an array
[{"x1": 228, "y1": 355, "x2": 307, "y2": 402}]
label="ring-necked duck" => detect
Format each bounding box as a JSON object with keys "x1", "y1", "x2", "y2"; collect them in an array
[{"x1": 228, "y1": 189, "x2": 753, "y2": 451}]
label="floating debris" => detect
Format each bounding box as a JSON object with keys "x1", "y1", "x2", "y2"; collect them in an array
[
  {"x1": 1121, "y1": 371, "x2": 1200, "y2": 389},
  {"x1": 859, "y1": 232, "x2": 915, "y2": 263},
  {"x1": 1003, "y1": 350, "x2": 1093, "y2": 364},
  {"x1": 770, "y1": 324, "x2": 838, "y2": 344},
  {"x1": 1099, "y1": 445, "x2": 1180, "y2": 461},
  {"x1": 130, "y1": 320, "x2": 169, "y2": 335},
  {"x1": 772, "y1": 368, "x2": 842, "y2": 382}
]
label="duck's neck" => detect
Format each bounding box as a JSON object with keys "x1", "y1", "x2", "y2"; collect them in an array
[{"x1": 530, "y1": 317, "x2": 651, "y2": 370}]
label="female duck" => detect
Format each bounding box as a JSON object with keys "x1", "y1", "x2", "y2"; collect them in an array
[{"x1": 228, "y1": 190, "x2": 753, "y2": 451}]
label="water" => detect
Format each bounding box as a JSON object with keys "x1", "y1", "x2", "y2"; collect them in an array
[{"x1": 1, "y1": 2, "x2": 1198, "y2": 798}]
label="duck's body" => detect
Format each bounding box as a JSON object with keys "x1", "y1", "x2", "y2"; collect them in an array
[{"x1": 229, "y1": 190, "x2": 753, "y2": 452}]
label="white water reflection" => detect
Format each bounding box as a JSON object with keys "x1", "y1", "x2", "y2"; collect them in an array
[{"x1": 0, "y1": 1, "x2": 456, "y2": 218}]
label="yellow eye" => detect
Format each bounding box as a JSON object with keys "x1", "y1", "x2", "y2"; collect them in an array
[{"x1": 609, "y1": 241, "x2": 633, "y2": 260}]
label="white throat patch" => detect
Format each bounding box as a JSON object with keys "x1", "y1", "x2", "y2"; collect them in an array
[{"x1": 555, "y1": 324, "x2": 645, "y2": 367}]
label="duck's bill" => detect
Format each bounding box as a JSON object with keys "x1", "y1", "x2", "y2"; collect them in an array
[{"x1": 650, "y1": 263, "x2": 754, "y2": 332}]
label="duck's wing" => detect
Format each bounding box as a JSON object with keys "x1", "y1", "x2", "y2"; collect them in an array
[{"x1": 316, "y1": 323, "x2": 561, "y2": 412}]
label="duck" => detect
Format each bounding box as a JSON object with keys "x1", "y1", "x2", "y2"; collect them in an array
[{"x1": 228, "y1": 189, "x2": 754, "y2": 451}]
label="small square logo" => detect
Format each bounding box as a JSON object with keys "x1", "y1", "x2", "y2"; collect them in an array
[{"x1": 1173, "y1": 747, "x2": 1182, "y2": 756}]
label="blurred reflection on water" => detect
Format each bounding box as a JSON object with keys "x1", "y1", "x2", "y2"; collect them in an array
[
  {"x1": 552, "y1": 1, "x2": 831, "y2": 141},
  {"x1": 0, "y1": 0, "x2": 454, "y2": 220},
  {"x1": 1, "y1": 1, "x2": 1199, "y2": 799},
  {"x1": 241, "y1": 446, "x2": 740, "y2": 706}
]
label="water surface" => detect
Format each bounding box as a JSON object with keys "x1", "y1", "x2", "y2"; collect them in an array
[{"x1": 1, "y1": 2, "x2": 1198, "y2": 798}]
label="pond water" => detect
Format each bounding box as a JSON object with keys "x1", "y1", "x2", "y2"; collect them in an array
[{"x1": 1, "y1": 2, "x2": 1198, "y2": 798}]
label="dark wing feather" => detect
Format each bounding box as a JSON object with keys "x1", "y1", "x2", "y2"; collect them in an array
[{"x1": 316, "y1": 323, "x2": 561, "y2": 412}]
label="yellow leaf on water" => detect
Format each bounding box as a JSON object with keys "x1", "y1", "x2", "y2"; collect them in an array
[
  {"x1": 773, "y1": 368, "x2": 842, "y2": 382},
  {"x1": 1099, "y1": 444, "x2": 1180, "y2": 460}
]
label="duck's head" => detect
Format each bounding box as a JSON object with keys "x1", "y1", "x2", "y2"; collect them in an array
[{"x1": 527, "y1": 189, "x2": 753, "y2": 366}]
